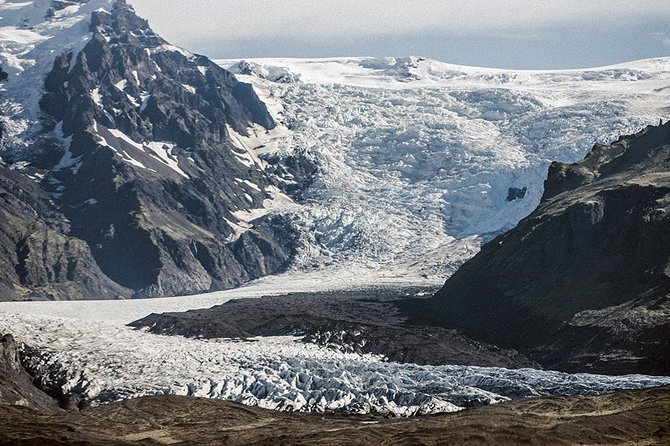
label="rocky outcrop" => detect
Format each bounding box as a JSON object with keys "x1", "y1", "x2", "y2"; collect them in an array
[
  {"x1": 0, "y1": 1, "x2": 314, "y2": 299},
  {"x1": 0, "y1": 334, "x2": 60, "y2": 411},
  {"x1": 415, "y1": 122, "x2": 670, "y2": 375},
  {"x1": 1, "y1": 54, "x2": 125, "y2": 300}
]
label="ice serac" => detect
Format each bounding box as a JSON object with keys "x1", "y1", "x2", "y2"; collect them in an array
[
  {"x1": 0, "y1": 0, "x2": 310, "y2": 299},
  {"x1": 221, "y1": 56, "x2": 670, "y2": 282},
  {"x1": 420, "y1": 122, "x2": 670, "y2": 375}
]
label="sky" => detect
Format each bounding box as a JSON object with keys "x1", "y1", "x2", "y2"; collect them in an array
[{"x1": 128, "y1": 0, "x2": 670, "y2": 70}]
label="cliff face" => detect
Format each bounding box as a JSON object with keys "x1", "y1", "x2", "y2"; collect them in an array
[
  {"x1": 419, "y1": 122, "x2": 670, "y2": 375},
  {"x1": 0, "y1": 1, "x2": 314, "y2": 300}
]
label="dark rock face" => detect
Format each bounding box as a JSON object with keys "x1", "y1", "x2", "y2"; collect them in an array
[
  {"x1": 0, "y1": 65, "x2": 7, "y2": 142},
  {"x1": 416, "y1": 122, "x2": 670, "y2": 375},
  {"x1": 0, "y1": 163, "x2": 129, "y2": 300},
  {"x1": 0, "y1": 1, "x2": 312, "y2": 299},
  {"x1": 0, "y1": 334, "x2": 60, "y2": 411},
  {"x1": 506, "y1": 186, "x2": 527, "y2": 201}
]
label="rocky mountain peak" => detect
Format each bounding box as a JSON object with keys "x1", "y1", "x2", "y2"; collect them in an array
[
  {"x1": 542, "y1": 123, "x2": 670, "y2": 201},
  {"x1": 41, "y1": 0, "x2": 274, "y2": 145},
  {"x1": 0, "y1": 0, "x2": 313, "y2": 299}
]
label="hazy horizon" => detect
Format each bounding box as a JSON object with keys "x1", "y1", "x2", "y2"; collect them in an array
[{"x1": 128, "y1": 0, "x2": 670, "y2": 70}]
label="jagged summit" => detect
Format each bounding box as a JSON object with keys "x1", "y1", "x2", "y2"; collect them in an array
[{"x1": 0, "y1": 0, "x2": 311, "y2": 299}]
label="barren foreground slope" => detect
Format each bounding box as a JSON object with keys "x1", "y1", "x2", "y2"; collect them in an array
[{"x1": 1, "y1": 386, "x2": 669, "y2": 445}]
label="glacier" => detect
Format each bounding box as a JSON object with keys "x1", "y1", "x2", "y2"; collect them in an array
[
  {"x1": 2, "y1": 290, "x2": 670, "y2": 417},
  {"x1": 2, "y1": 0, "x2": 670, "y2": 417},
  {"x1": 221, "y1": 56, "x2": 670, "y2": 281},
  {"x1": 2, "y1": 1, "x2": 670, "y2": 283}
]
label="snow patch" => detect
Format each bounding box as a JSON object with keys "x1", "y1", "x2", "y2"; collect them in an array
[
  {"x1": 90, "y1": 87, "x2": 102, "y2": 107},
  {"x1": 144, "y1": 140, "x2": 189, "y2": 179},
  {"x1": 147, "y1": 43, "x2": 193, "y2": 59},
  {"x1": 242, "y1": 179, "x2": 261, "y2": 192},
  {"x1": 94, "y1": 122, "x2": 147, "y2": 170},
  {"x1": 53, "y1": 143, "x2": 81, "y2": 174},
  {"x1": 181, "y1": 83, "x2": 196, "y2": 95},
  {"x1": 227, "y1": 185, "x2": 300, "y2": 242},
  {"x1": 139, "y1": 92, "x2": 151, "y2": 111}
]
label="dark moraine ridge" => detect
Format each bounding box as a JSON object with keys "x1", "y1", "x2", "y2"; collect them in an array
[
  {"x1": 130, "y1": 288, "x2": 537, "y2": 369},
  {"x1": 410, "y1": 121, "x2": 670, "y2": 376}
]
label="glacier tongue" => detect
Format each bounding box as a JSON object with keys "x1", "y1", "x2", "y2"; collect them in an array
[
  {"x1": 2, "y1": 282, "x2": 670, "y2": 417},
  {"x1": 7, "y1": 312, "x2": 670, "y2": 416},
  {"x1": 222, "y1": 57, "x2": 670, "y2": 281}
]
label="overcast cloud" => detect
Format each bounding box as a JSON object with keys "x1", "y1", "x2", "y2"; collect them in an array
[{"x1": 128, "y1": 0, "x2": 670, "y2": 69}]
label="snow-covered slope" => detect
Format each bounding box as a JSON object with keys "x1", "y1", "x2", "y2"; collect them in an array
[
  {"x1": 0, "y1": 0, "x2": 116, "y2": 156},
  {"x1": 220, "y1": 56, "x2": 670, "y2": 280}
]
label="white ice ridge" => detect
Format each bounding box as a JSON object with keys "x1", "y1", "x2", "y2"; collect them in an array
[{"x1": 221, "y1": 56, "x2": 670, "y2": 282}]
